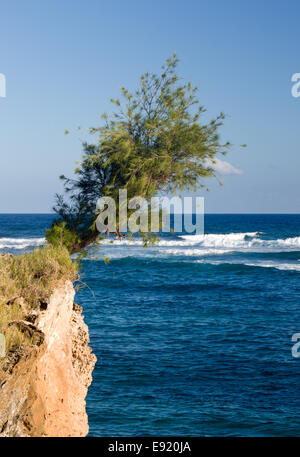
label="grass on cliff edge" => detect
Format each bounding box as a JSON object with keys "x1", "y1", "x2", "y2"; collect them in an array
[{"x1": 0, "y1": 245, "x2": 78, "y2": 354}]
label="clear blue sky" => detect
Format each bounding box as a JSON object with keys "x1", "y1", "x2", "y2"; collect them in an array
[{"x1": 0, "y1": 0, "x2": 299, "y2": 213}]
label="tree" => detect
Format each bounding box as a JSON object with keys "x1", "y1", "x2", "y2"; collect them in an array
[{"x1": 46, "y1": 54, "x2": 231, "y2": 253}]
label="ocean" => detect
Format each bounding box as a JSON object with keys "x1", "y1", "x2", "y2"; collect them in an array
[{"x1": 1, "y1": 213, "x2": 300, "y2": 436}]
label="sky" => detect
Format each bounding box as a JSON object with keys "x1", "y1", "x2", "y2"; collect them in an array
[{"x1": 0, "y1": 0, "x2": 299, "y2": 213}]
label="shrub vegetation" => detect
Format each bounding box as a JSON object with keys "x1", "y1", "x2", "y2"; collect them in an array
[{"x1": 0, "y1": 246, "x2": 78, "y2": 354}]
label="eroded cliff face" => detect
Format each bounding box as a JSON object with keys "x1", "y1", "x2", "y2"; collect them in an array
[{"x1": 0, "y1": 281, "x2": 96, "y2": 437}]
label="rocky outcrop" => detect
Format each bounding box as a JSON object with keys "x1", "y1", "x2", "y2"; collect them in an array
[{"x1": 0, "y1": 281, "x2": 96, "y2": 437}]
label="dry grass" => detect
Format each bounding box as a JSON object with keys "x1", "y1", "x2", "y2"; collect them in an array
[
  {"x1": 0, "y1": 300, "x2": 32, "y2": 353},
  {"x1": 0, "y1": 245, "x2": 78, "y2": 354}
]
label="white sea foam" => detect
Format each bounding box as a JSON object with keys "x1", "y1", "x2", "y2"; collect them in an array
[
  {"x1": 178, "y1": 233, "x2": 300, "y2": 251},
  {"x1": 275, "y1": 236, "x2": 300, "y2": 247},
  {"x1": 159, "y1": 248, "x2": 231, "y2": 256},
  {"x1": 194, "y1": 259, "x2": 300, "y2": 272},
  {"x1": 2, "y1": 232, "x2": 300, "y2": 259},
  {"x1": 0, "y1": 237, "x2": 45, "y2": 249},
  {"x1": 178, "y1": 232, "x2": 260, "y2": 248},
  {"x1": 100, "y1": 232, "x2": 260, "y2": 248},
  {"x1": 90, "y1": 231, "x2": 300, "y2": 261},
  {"x1": 245, "y1": 262, "x2": 300, "y2": 272}
]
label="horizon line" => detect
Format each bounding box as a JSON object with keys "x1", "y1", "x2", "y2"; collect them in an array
[{"x1": 0, "y1": 212, "x2": 300, "y2": 216}]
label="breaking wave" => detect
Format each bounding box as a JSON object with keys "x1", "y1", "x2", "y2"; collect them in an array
[
  {"x1": 99, "y1": 232, "x2": 300, "y2": 252},
  {"x1": 0, "y1": 237, "x2": 45, "y2": 250},
  {"x1": 178, "y1": 233, "x2": 300, "y2": 250},
  {"x1": 2, "y1": 233, "x2": 300, "y2": 273},
  {"x1": 193, "y1": 259, "x2": 300, "y2": 272}
]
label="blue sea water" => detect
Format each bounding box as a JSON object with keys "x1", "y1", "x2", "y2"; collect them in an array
[{"x1": 1, "y1": 213, "x2": 300, "y2": 436}]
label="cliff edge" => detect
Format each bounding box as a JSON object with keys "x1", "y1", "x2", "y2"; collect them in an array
[{"x1": 0, "y1": 280, "x2": 96, "y2": 437}]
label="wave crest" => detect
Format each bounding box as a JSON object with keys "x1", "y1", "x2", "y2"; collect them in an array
[{"x1": 0, "y1": 237, "x2": 45, "y2": 250}]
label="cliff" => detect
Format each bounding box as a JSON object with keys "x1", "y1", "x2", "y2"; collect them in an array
[{"x1": 0, "y1": 281, "x2": 96, "y2": 437}]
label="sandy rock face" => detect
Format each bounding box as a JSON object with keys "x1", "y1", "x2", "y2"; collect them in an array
[{"x1": 0, "y1": 281, "x2": 96, "y2": 437}]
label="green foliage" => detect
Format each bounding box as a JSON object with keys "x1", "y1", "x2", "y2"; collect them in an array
[
  {"x1": 52, "y1": 54, "x2": 232, "y2": 253},
  {"x1": 45, "y1": 221, "x2": 81, "y2": 253}
]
